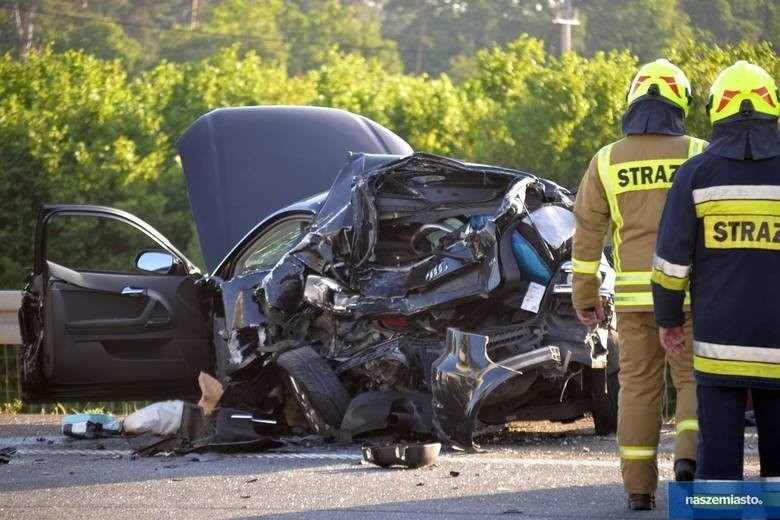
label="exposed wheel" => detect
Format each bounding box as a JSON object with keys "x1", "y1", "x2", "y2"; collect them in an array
[
  {"x1": 587, "y1": 331, "x2": 620, "y2": 435},
  {"x1": 275, "y1": 346, "x2": 351, "y2": 436}
]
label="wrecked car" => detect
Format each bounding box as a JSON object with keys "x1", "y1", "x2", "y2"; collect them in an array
[{"x1": 17, "y1": 106, "x2": 618, "y2": 450}]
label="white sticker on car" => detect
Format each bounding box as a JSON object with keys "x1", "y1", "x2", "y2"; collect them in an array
[{"x1": 521, "y1": 282, "x2": 545, "y2": 313}]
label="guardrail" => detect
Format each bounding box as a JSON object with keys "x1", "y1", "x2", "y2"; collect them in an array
[
  {"x1": 0, "y1": 291, "x2": 22, "y2": 345},
  {"x1": 1, "y1": 291, "x2": 147, "y2": 411}
]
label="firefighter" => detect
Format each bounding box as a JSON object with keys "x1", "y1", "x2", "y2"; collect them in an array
[
  {"x1": 652, "y1": 61, "x2": 780, "y2": 481},
  {"x1": 572, "y1": 58, "x2": 706, "y2": 511}
]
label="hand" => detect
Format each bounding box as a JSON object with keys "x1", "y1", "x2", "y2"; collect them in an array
[
  {"x1": 659, "y1": 326, "x2": 685, "y2": 354},
  {"x1": 576, "y1": 305, "x2": 604, "y2": 326}
]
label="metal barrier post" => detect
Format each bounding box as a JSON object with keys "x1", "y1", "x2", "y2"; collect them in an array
[{"x1": 0, "y1": 291, "x2": 22, "y2": 345}]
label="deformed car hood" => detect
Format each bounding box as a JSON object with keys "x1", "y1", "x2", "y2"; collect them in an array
[{"x1": 176, "y1": 106, "x2": 413, "y2": 272}]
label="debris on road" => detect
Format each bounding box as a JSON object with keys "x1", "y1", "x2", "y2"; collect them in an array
[
  {"x1": 62, "y1": 413, "x2": 121, "y2": 439},
  {"x1": 124, "y1": 401, "x2": 184, "y2": 436},
  {"x1": 197, "y1": 371, "x2": 224, "y2": 416},
  {"x1": 0, "y1": 446, "x2": 16, "y2": 464}
]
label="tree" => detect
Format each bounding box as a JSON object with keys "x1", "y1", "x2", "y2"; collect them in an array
[
  {"x1": 0, "y1": 48, "x2": 182, "y2": 287},
  {"x1": 575, "y1": 0, "x2": 693, "y2": 62},
  {"x1": 680, "y1": 0, "x2": 778, "y2": 47},
  {"x1": 156, "y1": 0, "x2": 401, "y2": 74},
  {"x1": 282, "y1": 0, "x2": 401, "y2": 75},
  {"x1": 50, "y1": 20, "x2": 144, "y2": 71},
  {"x1": 196, "y1": 0, "x2": 290, "y2": 66},
  {"x1": 381, "y1": 0, "x2": 577, "y2": 76},
  {"x1": 666, "y1": 39, "x2": 779, "y2": 140},
  {"x1": 1, "y1": 0, "x2": 197, "y2": 66}
]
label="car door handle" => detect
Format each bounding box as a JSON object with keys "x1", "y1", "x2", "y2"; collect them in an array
[
  {"x1": 121, "y1": 287, "x2": 147, "y2": 297},
  {"x1": 67, "y1": 297, "x2": 170, "y2": 334}
]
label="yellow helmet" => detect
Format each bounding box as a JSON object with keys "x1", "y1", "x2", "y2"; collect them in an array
[
  {"x1": 707, "y1": 60, "x2": 779, "y2": 124},
  {"x1": 626, "y1": 59, "x2": 692, "y2": 116}
]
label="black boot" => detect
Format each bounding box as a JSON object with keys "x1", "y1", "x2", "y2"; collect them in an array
[
  {"x1": 674, "y1": 459, "x2": 696, "y2": 481},
  {"x1": 628, "y1": 493, "x2": 655, "y2": 510}
]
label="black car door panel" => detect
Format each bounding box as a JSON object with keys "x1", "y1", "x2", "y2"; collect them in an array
[
  {"x1": 21, "y1": 205, "x2": 213, "y2": 401},
  {"x1": 48, "y1": 262, "x2": 174, "y2": 335},
  {"x1": 42, "y1": 275, "x2": 208, "y2": 386}
]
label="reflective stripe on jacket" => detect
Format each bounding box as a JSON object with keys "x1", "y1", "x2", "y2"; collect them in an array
[
  {"x1": 652, "y1": 150, "x2": 780, "y2": 387},
  {"x1": 572, "y1": 134, "x2": 706, "y2": 312}
]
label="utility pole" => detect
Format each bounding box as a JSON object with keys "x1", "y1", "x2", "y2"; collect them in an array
[{"x1": 552, "y1": 0, "x2": 580, "y2": 55}]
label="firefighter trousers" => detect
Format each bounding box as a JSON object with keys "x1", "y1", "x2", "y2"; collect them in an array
[
  {"x1": 696, "y1": 385, "x2": 780, "y2": 479},
  {"x1": 615, "y1": 311, "x2": 697, "y2": 494}
]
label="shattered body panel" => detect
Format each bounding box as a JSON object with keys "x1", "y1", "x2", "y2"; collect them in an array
[
  {"x1": 244, "y1": 152, "x2": 616, "y2": 448},
  {"x1": 431, "y1": 329, "x2": 559, "y2": 449}
]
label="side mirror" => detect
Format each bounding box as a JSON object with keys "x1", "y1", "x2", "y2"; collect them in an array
[{"x1": 135, "y1": 250, "x2": 176, "y2": 275}]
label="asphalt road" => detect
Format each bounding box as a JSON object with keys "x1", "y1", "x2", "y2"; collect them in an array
[{"x1": 0, "y1": 414, "x2": 762, "y2": 519}]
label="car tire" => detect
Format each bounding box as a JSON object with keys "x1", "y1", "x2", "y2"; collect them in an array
[
  {"x1": 275, "y1": 345, "x2": 351, "y2": 436},
  {"x1": 587, "y1": 331, "x2": 620, "y2": 436}
]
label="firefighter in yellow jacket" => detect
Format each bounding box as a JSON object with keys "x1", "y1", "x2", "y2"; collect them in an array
[{"x1": 571, "y1": 59, "x2": 707, "y2": 511}]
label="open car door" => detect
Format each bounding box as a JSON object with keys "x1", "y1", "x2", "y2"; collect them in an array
[{"x1": 18, "y1": 205, "x2": 212, "y2": 402}]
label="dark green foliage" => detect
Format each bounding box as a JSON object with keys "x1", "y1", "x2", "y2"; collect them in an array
[{"x1": 3, "y1": 1, "x2": 778, "y2": 75}]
